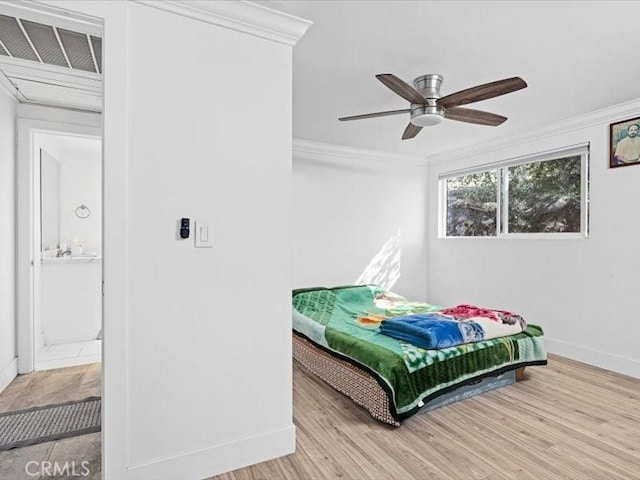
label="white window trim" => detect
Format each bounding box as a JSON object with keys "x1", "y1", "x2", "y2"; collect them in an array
[{"x1": 438, "y1": 143, "x2": 590, "y2": 239}]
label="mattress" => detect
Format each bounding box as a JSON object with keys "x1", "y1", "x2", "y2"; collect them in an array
[{"x1": 292, "y1": 285, "x2": 547, "y2": 424}]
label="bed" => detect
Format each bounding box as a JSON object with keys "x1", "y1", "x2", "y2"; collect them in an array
[{"x1": 292, "y1": 285, "x2": 547, "y2": 426}]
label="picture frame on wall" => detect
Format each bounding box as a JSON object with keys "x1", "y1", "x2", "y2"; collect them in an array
[{"x1": 610, "y1": 116, "x2": 640, "y2": 168}]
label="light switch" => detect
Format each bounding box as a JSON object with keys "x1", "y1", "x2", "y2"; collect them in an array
[{"x1": 195, "y1": 221, "x2": 213, "y2": 248}]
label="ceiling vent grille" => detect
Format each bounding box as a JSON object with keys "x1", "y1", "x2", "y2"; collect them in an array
[
  {"x1": 57, "y1": 28, "x2": 95, "y2": 72},
  {"x1": 0, "y1": 15, "x2": 40, "y2": 62},
  {"x1": 90, "y1": 36, "x2": 102, "y2": 73},
  {"x1": 0, "y1": 14, "x2": 101, "y2": 74},
  {"x1": 21, "y1": 20, "x2": 68, "y2": 67}
]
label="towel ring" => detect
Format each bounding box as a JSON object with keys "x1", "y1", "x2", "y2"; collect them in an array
[{"x1": 75, "y1": 205, "x2": 91, "y2": 219}]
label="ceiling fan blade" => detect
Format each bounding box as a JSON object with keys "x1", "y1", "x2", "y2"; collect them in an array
[
  {"x1": 402, "y1": 123, "x2": 422, "y2": 140},
  {"x1": 339, "y1": 109, "x2": 410, "y2": 121},
  {"x1": 445, "y1": 107, "x2": 507, "y2": 126},
  {"x1": 438, "y1": 77, "x2": 527, "y2": 109},
  {"x1": 376, "y1": 74, "x2": 427, "y2": 104}
]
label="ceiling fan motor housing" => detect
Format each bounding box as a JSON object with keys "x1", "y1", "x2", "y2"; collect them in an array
[
  {"x1": 414, "y1": 74, "x2": 443, "y2": 98},
  {"x1": 410, "y1": 74, "x2": 445, "y2": 127}
]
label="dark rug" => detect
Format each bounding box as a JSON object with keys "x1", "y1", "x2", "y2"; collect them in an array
[{"x1": 0, "y1": 397, "x2": 101, "y2": 450}]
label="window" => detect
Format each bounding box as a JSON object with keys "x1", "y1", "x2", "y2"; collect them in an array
[
  {"x1": 446, "y1": 171, "x2": 497, "y2": 237},
  {"x1": 440, "y1": 145, "x2": 589, "y2": 238}
]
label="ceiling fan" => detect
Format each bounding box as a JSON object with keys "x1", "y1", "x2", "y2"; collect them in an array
[{"x1": 339, "y1": 74, "x2": 527, "y2": 139}]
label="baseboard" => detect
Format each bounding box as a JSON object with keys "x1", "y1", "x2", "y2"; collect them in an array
[
  {"x1": 0, "y1": 358, "x2": 18, "y2": 394},
  {"x1": 126, "y1": 424, "x2": 296, "y2": 480},
  {"x1": 35, "y1": 354, "x2": 101, "y2": 371},
  {"x1": 546, "y1": 338, "x2": 640, "y2": 379}
]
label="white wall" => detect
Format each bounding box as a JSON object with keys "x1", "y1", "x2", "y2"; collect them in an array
[
  {"x1": 34, "y1": 134, "x2": 102, "y2": 254},
  {"x1": 121, "y1": 3, "x2": 307, "y2": 479},
  {"x1": 58, "y1": 147, "x2": 101, "y2": 254},
  {"x1": 18, "y1": 104, "x2": 102, "y2": 129},
  {"x1": 293, "y1": 142, "x2": 428, "y2": 300},
  {"x1": 0, "y1": 86, "x2": 17, "y2": 393},
  {"x1": 40, "y1": 150, "x2": 60, "y2": 251},
  {"x1": 427, "y1": 101, "x2": 640, "y2": 379},
  {"x1": 31, "y1": 2, "x2": 306, "y2": 477}
]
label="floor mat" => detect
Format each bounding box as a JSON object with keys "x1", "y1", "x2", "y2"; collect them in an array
[{"x1": 0, "y1": 397, "x2": 101, "y2": 450}]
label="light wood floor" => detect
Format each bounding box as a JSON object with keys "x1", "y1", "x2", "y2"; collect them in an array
[
  {"x1": 214, "y1": 354, "x2": 640, "y2": 480},
  {"x1": 1, "y1": 357, "x2": 638, "y2": 480},
  {"x1": 0, "y1": 364, "x2": 101, "y2": 480}
]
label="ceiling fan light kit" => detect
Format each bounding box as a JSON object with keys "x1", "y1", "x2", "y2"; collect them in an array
[
  {"x1": 410, "y1": 110, "x2": 443, "y2": 127},
  {"x1": 339, "y1": 73, "x2": 527, "y2": 139}
]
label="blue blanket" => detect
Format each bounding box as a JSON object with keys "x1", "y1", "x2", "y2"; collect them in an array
[{"x1": 379, "y1": 313, "x2": 484, "y2": 349}]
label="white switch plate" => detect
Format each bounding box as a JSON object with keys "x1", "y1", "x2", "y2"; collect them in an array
[{"x1": 195, "y1": 221, "x2": 213, "y2": 248}]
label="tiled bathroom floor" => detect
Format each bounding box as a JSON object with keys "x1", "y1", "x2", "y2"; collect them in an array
[{"x1": 36, "y1": 340, "x2": 101, "y2": 370}]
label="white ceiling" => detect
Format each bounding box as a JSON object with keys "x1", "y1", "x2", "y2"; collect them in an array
[{"x1": 264, "y1": 1, "x2": 640, "y2": 157}]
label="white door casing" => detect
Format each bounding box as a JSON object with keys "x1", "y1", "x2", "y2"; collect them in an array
[{"x1": 16, "y1": 120, "x2": 102, "y2": 374}]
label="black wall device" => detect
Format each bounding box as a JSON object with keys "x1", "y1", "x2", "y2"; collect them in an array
[{"x1": 180, "y1": 218, "x2": 190, "y2": 238}]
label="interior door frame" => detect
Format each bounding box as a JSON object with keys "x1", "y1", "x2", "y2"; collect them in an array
[
  {"x1": 28, "y1": 2, "x2": 131, "y2": 476},
  {"x1": 17, "y1": 120, "x2": 102, "y2": 374}
]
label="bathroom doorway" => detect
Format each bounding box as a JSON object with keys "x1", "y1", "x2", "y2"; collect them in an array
[
  {"x1": 35, "y1": 131, "x2": 102, "y2": 370},
  {"x1": 0, "y1": 1, "x2": 114, "y2": 476},
  {"x1": 17, "y1": 120, "x2": 103, "y2": 374}
]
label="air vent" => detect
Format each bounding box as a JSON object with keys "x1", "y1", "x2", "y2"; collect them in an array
[
  {"x1": 21, "y1": 20, "x2": 68, "y2": 67},
  {"x1": 90, "y1": 36, "x2": 102, "y2": 73},
  {"x1": 57, "y1": 28, "x2": 95, "y2": 72},
  {"x1": 0, "y1": 14, "x2": 101, "y2": 74},
  {"x1": 0, "y1": 15, "x2": 39, "y2": 61}
]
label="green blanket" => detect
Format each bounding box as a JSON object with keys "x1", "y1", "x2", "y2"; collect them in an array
[{"x1": 292, "y1": 285, "x2": 547, "y2": 419}]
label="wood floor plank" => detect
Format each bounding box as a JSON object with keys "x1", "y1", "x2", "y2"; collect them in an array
[
  {"x1": 213, "y1": 355, "x2": 640, "y2": 480},
  {"x1": 2, "y1": 355, "x2": 639, "y2": 480},
  {"x1": 0, "y1": 441, "x2": 54, "y2": 480},
  {"x1": 0, "y1": 364, "x2": 102, "y2": 479},
  {"x1": 46, "y1": 432, "x2": 101, "y2": 480}
]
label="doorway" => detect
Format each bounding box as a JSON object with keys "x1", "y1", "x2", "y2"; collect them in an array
[
  {"x1": 0, "y1": 2, "x2": 106, "y2": 475},
  {"x1": 17, "y1": 121, "x2": 103, "y2": 374},
  {"x1": 34, "y1": 131, "x2": 102, "y2": 370}
]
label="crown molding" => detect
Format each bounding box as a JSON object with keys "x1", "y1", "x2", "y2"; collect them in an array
[
  {"x1": 134, "y1": 1, "x2": 312, "y2": 46},
  {"x1": 430, "y1": 97, "x2": 640, "y2": 165},
  {"x1": 293, "y1": 138, "x2": 428, "y2": 167}
]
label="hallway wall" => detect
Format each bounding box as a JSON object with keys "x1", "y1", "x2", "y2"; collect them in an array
[{"x1": 0, "y1": 86, "x2": 17, "y2": 393}]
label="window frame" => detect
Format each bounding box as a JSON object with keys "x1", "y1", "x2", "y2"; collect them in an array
[{"x1": 438, "y1": 144, "x2": 590, "y2": 239}]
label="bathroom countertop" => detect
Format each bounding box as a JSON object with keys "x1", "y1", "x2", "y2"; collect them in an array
[{"x1": 41, "y1": 256, "x2": 102, "y2": 264}]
